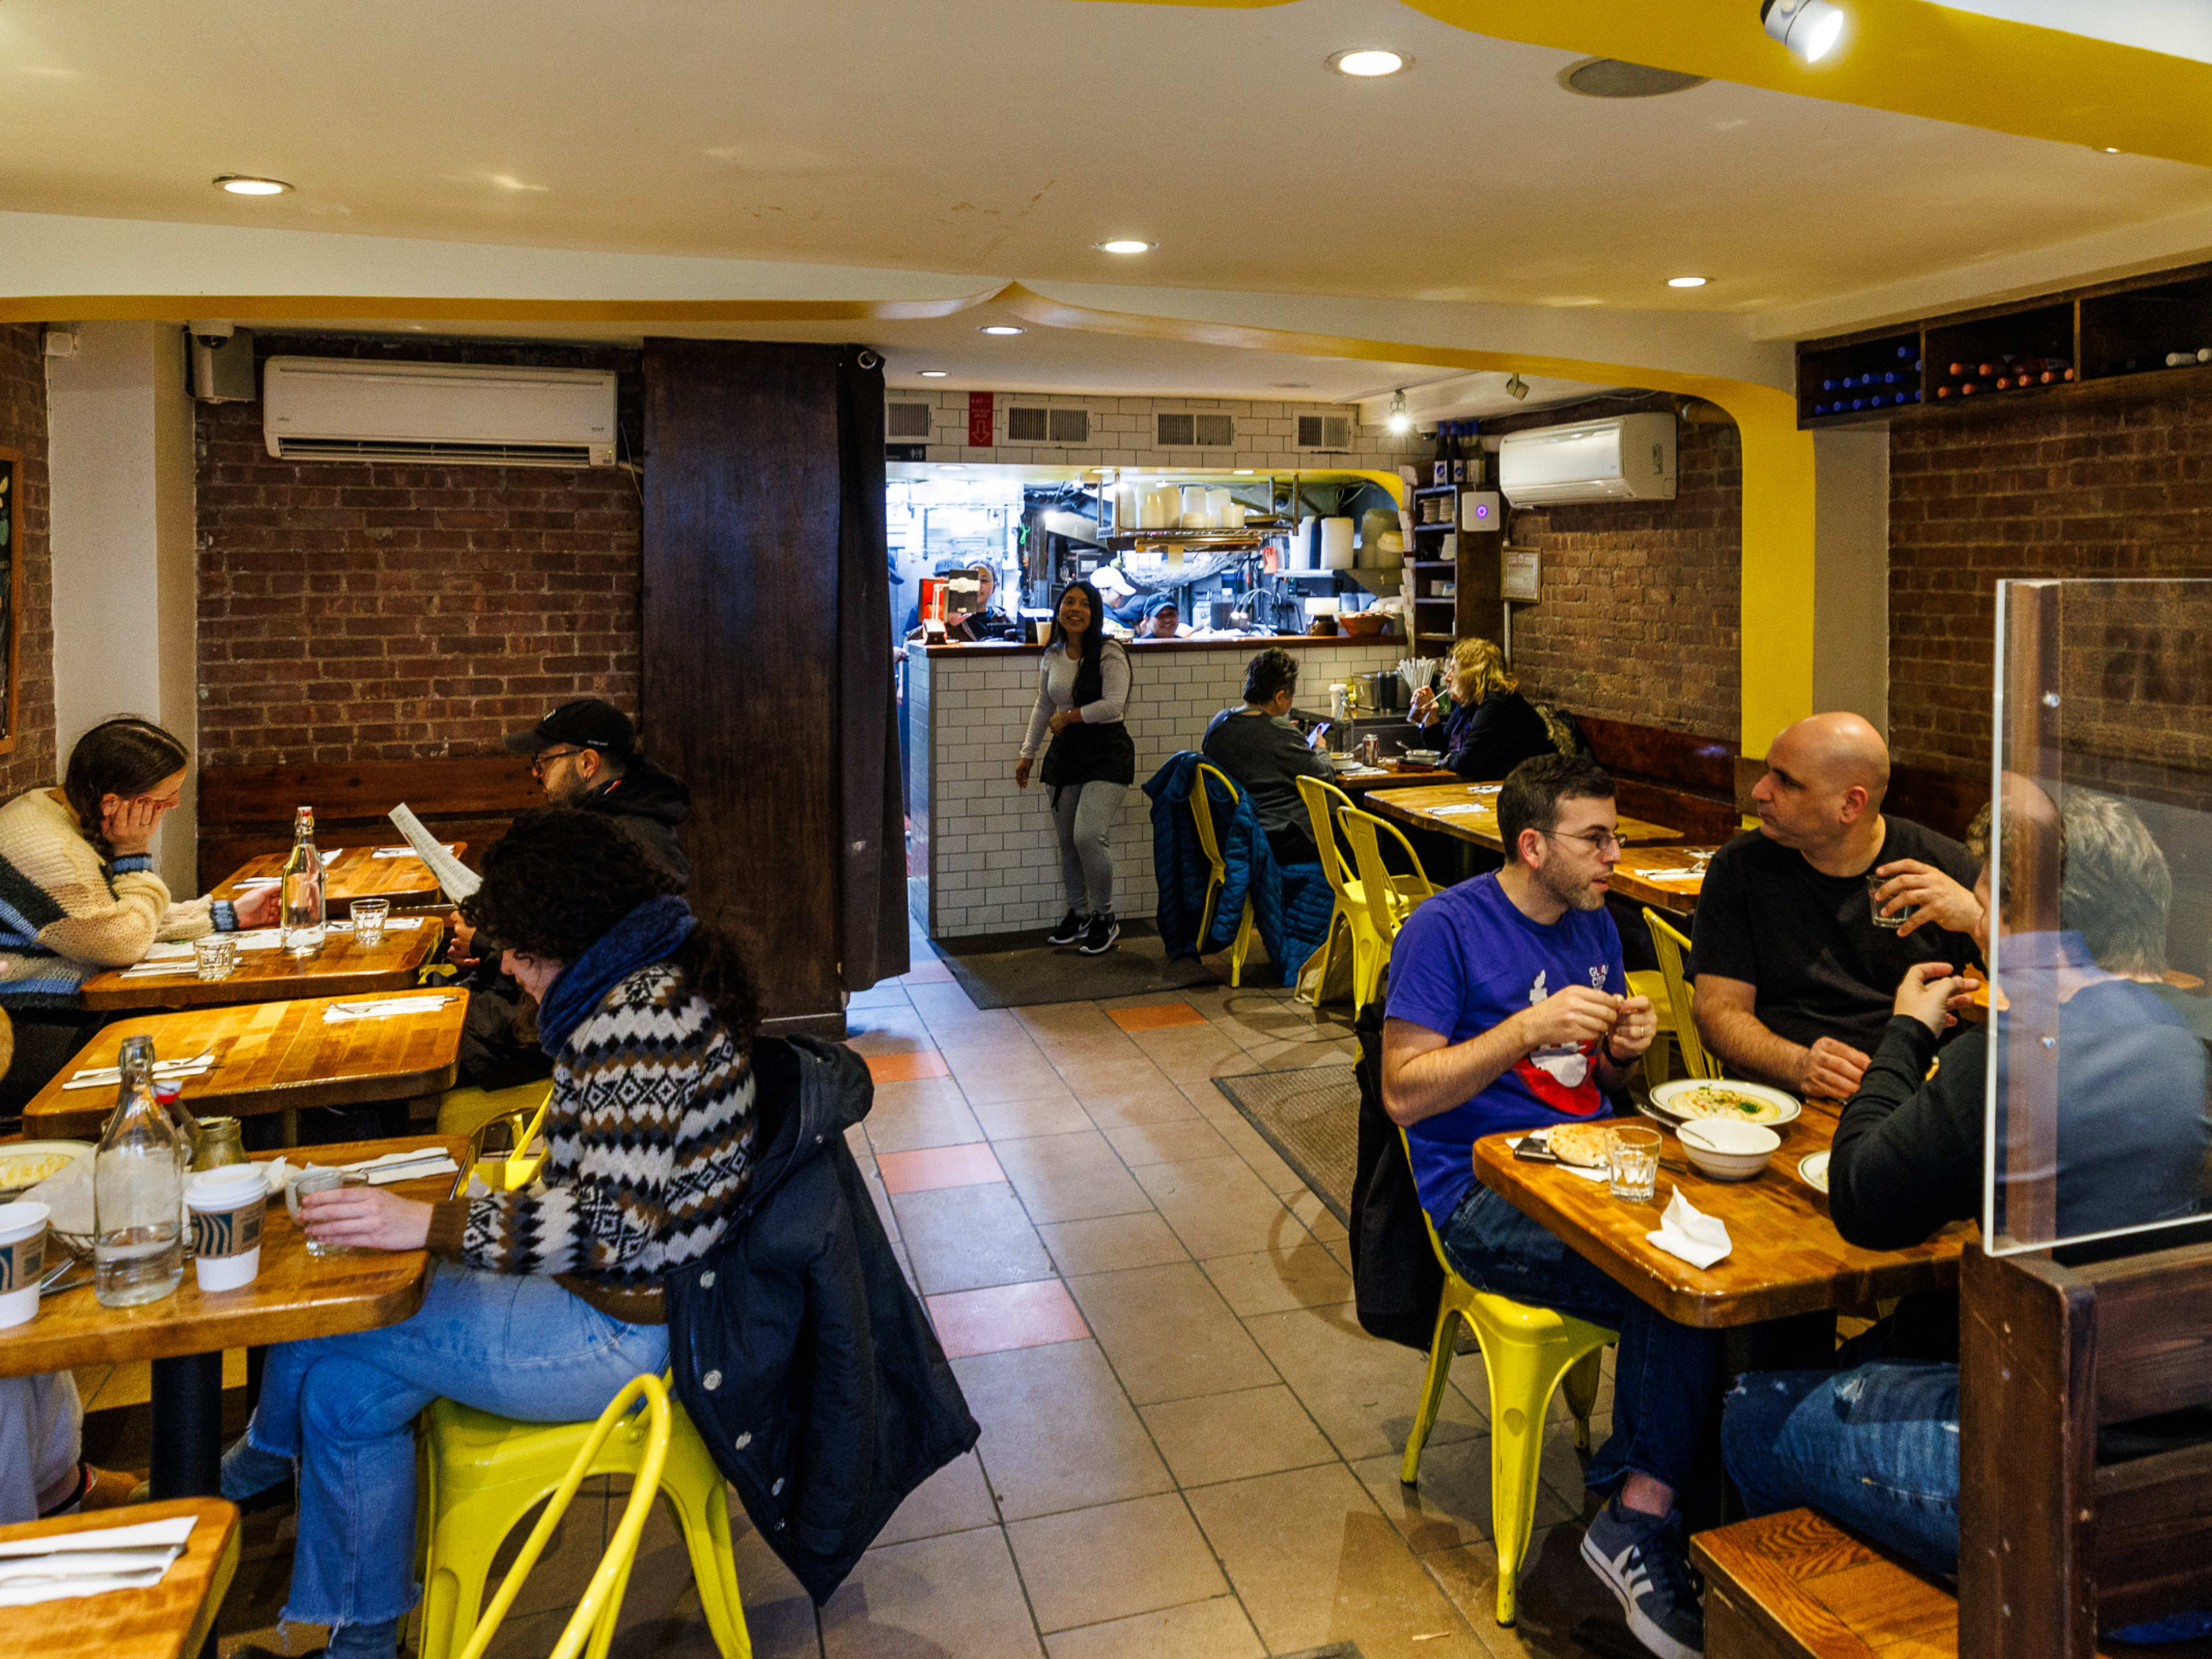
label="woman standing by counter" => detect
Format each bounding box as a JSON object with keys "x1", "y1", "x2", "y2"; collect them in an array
[{"x1": 1015, "y1": 581, "x2": 1134, "y2": 956}]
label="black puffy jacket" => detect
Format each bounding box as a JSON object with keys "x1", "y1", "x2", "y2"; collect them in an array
[{"x1": 665, "y1": 1035, "x2": 979, "y2": 1603}]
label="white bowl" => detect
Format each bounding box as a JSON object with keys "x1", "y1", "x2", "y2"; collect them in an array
[
  {"x1": 1330, "y1": 753, "x2": 1362, "y2": 772},
  {"x1": 1402, "y1": 749, "x2": 1442, "y2": 766},
  {"x1": 1677, "y1": 1120, "x2": 1780, "y2": 1181}
]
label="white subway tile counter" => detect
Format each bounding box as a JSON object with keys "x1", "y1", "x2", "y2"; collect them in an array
[{"x1": 908, "y1": 636, "x2": 1410, "y2": 939}]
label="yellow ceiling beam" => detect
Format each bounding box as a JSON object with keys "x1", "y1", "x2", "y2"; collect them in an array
[{"x1": 0, "y1": 292, "x2": 997, "y2": 325}]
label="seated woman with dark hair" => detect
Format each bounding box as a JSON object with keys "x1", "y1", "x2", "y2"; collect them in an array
[
  {"x1": 1203, "y1": 646, "x2": 1332, "y2": 868},
  {"x1": 217, "y1": 809, "x2": 764, "y2": 1659}
]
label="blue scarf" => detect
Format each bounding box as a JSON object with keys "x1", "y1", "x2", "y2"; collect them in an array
[{"x1": 535, "y1": 894, "x2": 696, "y2": 1056}]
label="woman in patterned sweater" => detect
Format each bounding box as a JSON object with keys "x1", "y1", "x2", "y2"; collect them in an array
[{"x1": 218, "y1": 810, "x2": 762, "y2": 1659}]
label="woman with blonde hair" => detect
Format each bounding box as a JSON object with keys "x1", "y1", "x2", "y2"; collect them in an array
[{"x1": 1408, "y1": 638, "x2": 1557, "y2": 782}]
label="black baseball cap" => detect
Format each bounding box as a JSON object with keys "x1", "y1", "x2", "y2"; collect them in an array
[{"x1": 503, "y1": 698, "x2": 635, "y2": 760}]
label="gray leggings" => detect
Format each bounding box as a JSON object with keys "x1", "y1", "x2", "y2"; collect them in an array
[{"x1": 1051, "y1": 780, "x2": 1126, "y2": 915}]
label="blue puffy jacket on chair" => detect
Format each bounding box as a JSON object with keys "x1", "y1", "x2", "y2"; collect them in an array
[{"x1": 1143, "y1": 751, "x2": 1336, "y2": 987}]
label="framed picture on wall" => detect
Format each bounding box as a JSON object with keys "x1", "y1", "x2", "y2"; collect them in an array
[{"x1": 0, "y1": 447, "x2": 18, "y2": 755}]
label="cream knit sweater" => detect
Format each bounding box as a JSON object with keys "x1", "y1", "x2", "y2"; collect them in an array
[{"x1": 0, "y1": 789, "x2": 228, "y2": 1010}]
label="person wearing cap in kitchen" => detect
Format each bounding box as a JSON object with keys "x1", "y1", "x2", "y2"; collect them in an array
[{"x1": 1135, "y1": 597, "x2": 1181, "y2": 639}]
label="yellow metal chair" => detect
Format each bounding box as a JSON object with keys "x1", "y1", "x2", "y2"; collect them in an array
[
  {"x1": 1642, "y1": 908, "x2": 1717, "y2": 1081},
  {"x1": 1190, "y1": 762, "x2": 1259, "y2": 987},
  {"x1": 437, "y1": 1078, "x2": 555, "y2": 1142},
  {"x1": 1624, "y1": 971, "x2": 1679, "y2": 1092},
  {"x1": 1294, "y1": 774, "x2": 1369, "y2": 1006},
  {"x1": 450, "y1": 1373, "x2": 672, "y2": 1659},
  {"x1": 1397, "y1": 1131, "x2": 1614, "y2": 1628},
  {"x1": 418, "y1": 1376, "x2": 753, "y2": 1659},
  {"x1": 1336, "y1": 805, "x2": 1437, "y2": 1013}
]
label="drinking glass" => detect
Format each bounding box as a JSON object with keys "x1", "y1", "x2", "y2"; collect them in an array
[
  {"x1": 1867, "y1": 873, "x2": 1909, "y2": 930},
  {"x1": 352, "y1": 899, "x2": 391, "y2": 948},
  {"x1": 1608, "y1": 1125, "x2": 1661, "y2": 1202},
  {"x1": 292, "y1": 1166, "x2": 363, "y2": 1258},
  {"x1": 193, "y1": 934, "x2": 237, "y2": 982}
]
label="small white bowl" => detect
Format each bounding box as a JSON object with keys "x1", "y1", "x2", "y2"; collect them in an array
[
  {"x1": 1402, "y1": 749, "x2": 1442, "y2": 766},
  {"x1": 1677, "y1": 1120, "x2": 1781, "y2": 1181}
]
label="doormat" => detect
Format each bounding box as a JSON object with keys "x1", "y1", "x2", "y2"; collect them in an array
[
  {"x1": 935, "y1": 921, "x2": 1221, "y2": 1010},
  {"x1": 1210, "y1": 1064, "x2": 1360, "y2": 1229}
]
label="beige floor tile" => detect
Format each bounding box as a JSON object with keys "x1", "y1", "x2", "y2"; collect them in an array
[
  {"x1": 1200, "y1": 1241, "x2": 1355, "y2": 1317},
  {"x1": 1101, "y1": 1119, "x2": 1235, "y2": 1167},
  {"x1": 1421, "y1": 1523, "x2": 1619, "y2": 1659},
  {"x1": 1037, "y1": 1211, "x2": 1189, "y2": 1276},
  {"x1": 1138, "y1": 1385, "x2": 1339, "y2": 1488},
  {"x1": 1351, "y1": 1438, "x2": 1577, "y2": 1556},
  {"x1": 1043, "y1": 1596, "x2": 1265, "y2": 1659},
  {"x1": 1068, "y1": 1080, "x2": 1202, "y2": 1130},
  {"x1": 1012, "y1": 1001, "x2": 1126, "y2": 1041},
  {"x1": 857, "y1": 1160, "x2": 899, "y2": 1247},
  {"x1": 891, "y1": 1183, "x2": 1054, "y2": 1294},
  {"x1": 1284, "y1": 1189, "x2": 1351, "y2": 1242},
  {"x1": 1207, "y1": 1116, "x2": 1311, "y2": 1195},
  {"x1": 847, "y1": 982, "x2": 911, "y2": 1011},
  {"x1": 1129, "y1": 1025, "x2": 1254, "y2": 1086},
  {"x1": 1006, "y1": 1493, "x2": 1228, "y2": 1633},
  {"x1": 1325, "y1": 1236, "x2": 1356, "y2": 1273},
  {"x1": 1185, "y1": 1463, "x2": 1486, "y2": 1659},
  {"x1": 945, "y1": 1042, "x2": 1079, "y2": 1105},
  {"x1": 969, "y1": 1093, "x2": 1097, "y2": 1141},
  {"x1": 1244, "y1": 1305, "x2": 1485, "y2": 1464},
  {"x1": 874, "y1": 1450, "x2": 999, "y2": 1547},
  {"x1": 903, "y1": 979, "x2": 988, "y2": 1028},
  {"x1": 612, "y1": 1506, "x2": 822, "y2": 1659},
  {"x1": 952, "y1": 1341, "x2": 1174, "y2": 1521},
  {"x1": 863, "y1": 1078, "x2": 984, "y2": 1154},
  {"x1": 843, "y1": 1004, "x2": 937, "y2": 1055},
  {"x1": 819, "y1": 1526, "x2": 1042, "y2": 1659},
  {"x1": 1062, "y1": 1261, "x2": 1278, "y2": 1405},
  {"x1": 992, "y1": 1130, "x2": 1152, "y2": 1224},
  {"x1": 1131, "y1": 1156, "x2": 1305, "y2": 1260}
]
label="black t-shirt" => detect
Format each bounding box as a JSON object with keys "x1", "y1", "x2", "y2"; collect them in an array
[{"x1": 1691, "y1": 815, "x2": 1980, "y2": 1056}]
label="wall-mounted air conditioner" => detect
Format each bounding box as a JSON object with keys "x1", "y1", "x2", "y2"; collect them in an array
[
  {"x1": 1497, "y1": 412, "x2": 1676, "y2": 506},
  {"x1": 262, "y1": 357, "x2": 618, "y2": 467}
]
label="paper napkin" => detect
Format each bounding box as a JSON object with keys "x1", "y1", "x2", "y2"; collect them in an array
[
  {"x1": 1646, "y1": 1189, "x2": 1732, "y2": 1269},
  {"x1": 0, "y1": 1513, "x2": 195, "y2": 1607}
]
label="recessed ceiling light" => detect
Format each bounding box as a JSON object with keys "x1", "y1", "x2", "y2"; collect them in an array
[
  {"x1": 919, "y1": 370, "x2": 948, "y2": 377},
  {"x1": 978, "y1": 325, "x2": 1025, "y2": 336},
  {"x1": 2098, "y1": 146, "x2": 2122, "y2": 154},
  {"x1": 1327, "y1": 49, "x2": 1408, "y2": 77},
  {"x1": 215, "y1": 175, "x2": 292, "y2": 196},
  {"x1": 1094, "y1": 239, "x2": 1154, "y2": 255},
  {"x1": 1668, "y1": 276, "x2": 1709, "y2": 288},
  {"x1": 1759, "y1": 0, "x2": 1846, "y2": 64}
]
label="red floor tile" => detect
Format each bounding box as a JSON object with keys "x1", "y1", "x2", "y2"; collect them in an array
[
  {"x1": 1108, "y1": 1002, "x2": 1213, "y2": 1033},
  {"x1": 866, "y1": 1050, "x2": 949, "y2": 1083},
  {"x1": 927, "y1": 1278, "x2": 1090, "y2": 1359},
  {"x1": 876, "y1": 1142, "x2": 1007, "y2": 1194}
]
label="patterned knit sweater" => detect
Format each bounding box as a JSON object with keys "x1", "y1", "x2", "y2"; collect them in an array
[
  {"x1": 425, "y1": 960, "x2": 757, "y2": 1320},
  {"x1": 0, "y1": 789, "x2": 234, "y2": 1010}
]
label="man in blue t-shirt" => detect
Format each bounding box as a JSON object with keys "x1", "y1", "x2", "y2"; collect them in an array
[{"x1": 1382, "y1": 755, "x2": 1716, "y2": 1659}]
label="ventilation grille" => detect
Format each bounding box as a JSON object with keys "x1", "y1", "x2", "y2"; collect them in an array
[
  {"x1": 1156, "y1": 411, "x2": 1234, "y2": 446},
  {"x1": 270, "y1": 437, "x2": 599, "y2": 468},
  {"x1": 885, "y1": 402, "x2": 933, "y2": 439},
  {"x1": 1007, "y1": 406, "x2": 1089, "y2": 444},
  {"x1": 1296, "y1": 414, "x2": 1354, "y2": 451}
]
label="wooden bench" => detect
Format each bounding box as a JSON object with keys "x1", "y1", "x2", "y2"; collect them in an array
[
  {"x1": 1578, "y1": 714, "x2": 1745, "y2": 845},
  {"x1": 198, "y1": 756, "x2": 541, "y2": 894}
]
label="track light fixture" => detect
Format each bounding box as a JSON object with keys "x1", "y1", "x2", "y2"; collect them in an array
[
  {"x1": 1505, "y1": 375, "x2": 1530, "y2": 402},
  {"x1": 1760, "y1": 0, "x2": 1846, "y2": 63},
  {"x1": 1387, "y1": 390, "x2": 1411, "y2": 435}
]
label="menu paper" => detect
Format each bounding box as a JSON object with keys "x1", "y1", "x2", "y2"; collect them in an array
[
  {"x1": 386, "y1": 805, "x2": 480, "y2": 900},
  {"x1": 0, "y1": 1513, "x2": 196, "y2": 1607}
]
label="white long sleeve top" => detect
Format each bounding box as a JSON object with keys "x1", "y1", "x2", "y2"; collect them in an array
[{"x1": 1019, "y1": 642, "x2": 1130, "y2": 760}]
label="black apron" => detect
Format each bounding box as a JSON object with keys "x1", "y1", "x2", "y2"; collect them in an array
[{"x1": 1040, "y1": 717, "x2": 1135, "y2": 791}]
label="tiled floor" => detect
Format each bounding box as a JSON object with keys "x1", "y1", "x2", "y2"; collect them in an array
[{"x1": 195, "y1": 922, "x2": 1633, "y2": 1659}]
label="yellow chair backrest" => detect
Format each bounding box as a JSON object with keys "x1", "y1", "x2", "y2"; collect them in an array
[
  {"x1": 1642, "y1": 907, "x2": 1716, "y2": 1081},
  {"x1": 1295, "y1": 774, "x2": 1359, "y2": 899},
  {"x1": 1338, "y1": 806, "x2": 1435, "y2": 947},
  {"x1": 1191, "y1": 762, "x2": 1238, "y2": 878},
  {"x1": 456, "y1": 1372, "x2": 672, "y2": 1659}
]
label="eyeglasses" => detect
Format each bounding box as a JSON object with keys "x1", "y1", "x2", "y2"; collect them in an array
[
  {"x1": 1543, "y1": 827, "x2": 1623, "y2": 854},
  {"x1": 530, "y1": 747, "x2": 586, "y2": 777}
]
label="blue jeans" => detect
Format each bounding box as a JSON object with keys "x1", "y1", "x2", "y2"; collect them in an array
[
  {"x1": 242, "y1": 1262, "x2": 670, "y2": 1628},
  {"x1": 1437, "y1": 1183, "x2": 1722, "y2": 1497}
]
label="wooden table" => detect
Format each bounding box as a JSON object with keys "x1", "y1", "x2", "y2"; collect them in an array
[
  {"x1": 0, "y1": 1498, "x2": 241, "y2": 1659},
  {"x1": 1472, "y1": 1103, "x2": 1969, "y2": 1328},
  {"x1": 1369, "y1": 783, "x2": 1683, "y2": 857},
  {"x1": 1606, "y1": 845, "x2": 1721, "y2": 919},
  {"x1": 213, "y1": 842, "x2": 468, "y2": 912},
  {"x1": 80, "y1": 919, "x2": 444, "y2": 1012},
  {"x1": 0, "y1": 1134, "x2": 463, "y2": 1498},
  {"x1": 1329, "y1": 764, "x2": 1460, "y2": 795},
  {"x1": 22, "y1": 990, "x2": 467, "y2": 1141}
]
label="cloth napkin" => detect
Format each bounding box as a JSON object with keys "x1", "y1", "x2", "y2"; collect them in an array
[
  {"x1": 1646, "y1": 1189, "x2": 1732, "y2": 1269},
  {"x1": 372, "y1": 844, "x2": 456, "y2": 859},
  {"x1": 321, "y1": 994, "x2": 454, "y2": 1024},
  {"x1": 63, "y1": 1055, "x2": 215, "y2": 1090},
  {"x1": 1621, "y1": 868, "x2": 1705, "y2": 885},
  {"x1": 259, "y1": 1147, "x2": 461, "y2": 1196},
  {"x1": 0, "y1": 1513, "x2": 195, "y2": 1607}
]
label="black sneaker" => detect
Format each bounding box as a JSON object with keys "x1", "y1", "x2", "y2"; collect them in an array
[
  {"x1": 1077, "y1": 910, "x2": 1121, "y2": 955},
  {"x1": 1045, "y1": 910, "x2": 1088, "y2": 946},
  {"x1": 1580, "y1": 1498, "x2": 1703, "y2": 1659}
]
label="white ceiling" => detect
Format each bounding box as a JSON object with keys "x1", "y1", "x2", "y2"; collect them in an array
[{"x1": 3, "y1": 0, "x2": 2209, "y2": 327}]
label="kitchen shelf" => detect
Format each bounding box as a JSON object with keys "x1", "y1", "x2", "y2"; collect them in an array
[
  {"x1": 1414, "y1": 596, "x2": 1456, "y2": 605},
  {"x1": 1411, "y1": 484, "x2": 1460, "y2": 497}
]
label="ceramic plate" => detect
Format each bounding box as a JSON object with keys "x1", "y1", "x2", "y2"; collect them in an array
[
  {"x1": 1798, "y1": 1150, "x2": 1831, "y2": 1194},
  {"x1": 0, "y1": 1141, "x2": 94, "y2": 1200},
  {"x1": 1647, "y1": 1078, "x2": 1802, "y2": 1129}
]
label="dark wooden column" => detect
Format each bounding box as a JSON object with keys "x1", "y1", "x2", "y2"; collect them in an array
[{"x1": 643, "y1": 340, "x2": 844, "y2": 1033}]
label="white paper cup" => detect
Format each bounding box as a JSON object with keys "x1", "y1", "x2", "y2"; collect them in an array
[
  {"x1": 0, "y1": 1200, "x2": 51, "y2": 1327},
  {"x1": 185, "y1": 1170, "x2": 267, "y2": 1292}
]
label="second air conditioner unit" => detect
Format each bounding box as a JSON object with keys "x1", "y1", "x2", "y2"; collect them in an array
[{"x1": 262, "y1": 357, "x2": 619, "y2": 467}]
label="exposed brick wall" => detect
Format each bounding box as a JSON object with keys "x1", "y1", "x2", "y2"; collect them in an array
[
  {"x1": 195, "y1": 335, "x2": 643, "y2": 766},
  {"x1": 1888, "y1": 386, "x2": 2212, "y2": 783},
  {"x1": 0, "y1": 325, "x2": 56, "y2": 794},
  {"x1": 1492, "y1": 404, "x2": 1741, "y2": 741}
]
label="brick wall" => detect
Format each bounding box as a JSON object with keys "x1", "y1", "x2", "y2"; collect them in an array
[
  {"x1": 1493, "y1": 406, "x2": 1741, "y2": 741},
  {"x1": 0, "y1": 325, "x2": 56, "y2": 794},
  {"x1": 1888, "y1": 385, "x2": 2212, "y2": 782},
  {"x1": 195, "y1": 335, "x2": 643, "y2": 766}
]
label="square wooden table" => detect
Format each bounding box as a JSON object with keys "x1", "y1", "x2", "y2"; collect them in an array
[
  {"x1": 1329, "y1": 764, "x2": 1461, "y2": 795},
  {"x1": 21, "y1": 990, "x2": 467, "y2": 1142},
  {"x1": 1368, "y1": 783, "x2": 1683, "y2": 857},
  {"x1": 1605, "y1": 845, "x2": 1721, "y2": 920},
  {"x1": 0, "y1": 1134, "x2": 464, "y2": 1498},
  {"x1": 1472, "y1": 1103, "x2": 1970, "y2": 1328},
  {"x1": 0, "y1": 1497, "x2": 241, "y2": 1659},
  {"x1": 213, "y1": 843, "x2": 468, "y2": 912},
  {"x1": 79, "y1": 919, "x2": 444, "y2": 1012}
]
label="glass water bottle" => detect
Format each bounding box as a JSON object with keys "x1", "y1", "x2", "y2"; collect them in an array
[
  {"x1": 94, "y1": 1036, "x2": 184, "y2": 1307},
  {"x1": 281, "y1": 804, "x2": 326, "y2": 955}
]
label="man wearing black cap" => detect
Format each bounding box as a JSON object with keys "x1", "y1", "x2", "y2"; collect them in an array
[{"x1": 500, "y1": 698, "x2": 692, "y2": 885}]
